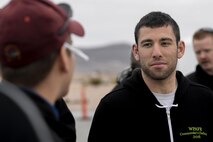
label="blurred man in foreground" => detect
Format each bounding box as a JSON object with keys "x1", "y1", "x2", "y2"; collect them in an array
[{"x1": 0, "y1": 0, "x2": 88, "y2": 141}]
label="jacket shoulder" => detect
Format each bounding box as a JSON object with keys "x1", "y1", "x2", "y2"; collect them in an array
[{"x1": 0, "y1": 92, "x2": 39, "y2": 141}]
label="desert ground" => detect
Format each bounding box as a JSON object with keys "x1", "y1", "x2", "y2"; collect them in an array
[{"x1": 64, "y1": 72, "x2": 117, "y2": 119}]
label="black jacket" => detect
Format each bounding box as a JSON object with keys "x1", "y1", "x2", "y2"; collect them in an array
[
  {"x1": 88, "y1": 69, "x2": 213, "y2": 142},
  {"x1": 25, "y1": 89, "x2": 76, "y2": 142},
  {"x1": 0, "y1": 92, "x2": 41, "y2": 142},
  {"x1": 187, "y1": 65, "x2": 213, "y2": 90},
  {"x1": 0, "y1": 86, "x2": 75, "y2": 142}
]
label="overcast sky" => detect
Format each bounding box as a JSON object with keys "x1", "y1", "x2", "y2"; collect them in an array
[
  {"x1": 59, "y1": 0, "x2": 213, "y2": 47},
  {"x1": 0, "y1": 0, "x2": 213, "y2": 74}
]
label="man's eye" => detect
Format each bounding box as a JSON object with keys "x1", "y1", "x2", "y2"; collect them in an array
[
  {"x1": 142, "y1": 43, "x2": 152, "y2": 48},
  {"x1": 204, "y1": 49, "x2": 211, "y2": 53},
  {"x1": 161, "y1": 42, "x2": 170, "y2": 47},
  {"x1": 195, "y1": 51, "x2": 201, "y2": 55}
]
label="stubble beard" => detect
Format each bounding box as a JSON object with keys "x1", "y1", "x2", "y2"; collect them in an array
[{"x1": 141, "y1": 60, "x2": 177, "y2": 80}]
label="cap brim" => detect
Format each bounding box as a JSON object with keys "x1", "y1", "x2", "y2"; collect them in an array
[
  {"x1": 64, "y1": 42, "x2": 89, "y2": 61},
  {"x1": 69, "y1": 19, "x2": 85, "y2": 37}
]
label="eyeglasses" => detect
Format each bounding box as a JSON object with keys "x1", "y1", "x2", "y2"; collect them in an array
[
  {"x1": 57, "y1": 3, "x2": 89, "y2": 61},
  {"x1": 57, "y1": 3, "x2": 73, "y2": 35},
  {"x1": 57, "y1": 18, "x2": 70, "y2": 36},
  {"x1": 63, "y1": 42, "x2": 89, "y2": 61}
]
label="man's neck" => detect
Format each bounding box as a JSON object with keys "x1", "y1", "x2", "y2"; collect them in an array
[{"x1": 142, "y1": 71, "x2": 177, "y2": 94}]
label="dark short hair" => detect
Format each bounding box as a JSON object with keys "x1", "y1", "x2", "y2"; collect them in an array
[
  {"x1": 193, "y1": 27, "x2": 213, "y2": 40},
  {"x1": 1, "y1": 49, "x2": 59, "y2": 87},
  {"x1": 134, "y1": 11, "x2": 180, "y2": 44}
]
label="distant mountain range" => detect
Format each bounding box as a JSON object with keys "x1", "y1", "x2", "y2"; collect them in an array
[{"x1": 75, "y1": 42, "x2": 132, "y2": 74}]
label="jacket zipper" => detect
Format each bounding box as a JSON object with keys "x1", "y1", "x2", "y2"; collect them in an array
[{"x1": 156, "y1": 104, "x2": 178, "y2": 142}]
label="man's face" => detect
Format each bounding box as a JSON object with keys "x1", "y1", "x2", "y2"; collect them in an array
[
  {"x1": 133, "y1": 25, "x2": 184, "y2": 80},
  {"x1": 193, "y1": 36, "x2": 213, "y2": 75}
]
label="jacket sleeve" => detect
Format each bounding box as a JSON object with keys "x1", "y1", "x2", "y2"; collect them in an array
[{"x1": 88, "y1": 98, "x2": 116, "y2": 142}]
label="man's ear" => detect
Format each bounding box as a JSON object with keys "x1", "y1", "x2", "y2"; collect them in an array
[
  {"x1": 177, "y1": 41, "x2": 185, "y2": 59},
  {"x1": 132, "y1": 44, "x2": 139, "y2": 61},
  {"x1": 58, "y1": 47, "x2": 70, "y2": 73}
]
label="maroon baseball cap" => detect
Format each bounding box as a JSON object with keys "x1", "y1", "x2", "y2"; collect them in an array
[{"x1": 0, "y1": 0, "x2": 86, "y2": 68}]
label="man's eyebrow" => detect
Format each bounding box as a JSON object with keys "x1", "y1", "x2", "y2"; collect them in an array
[
  {"x1": 140, "y1": 39, "x2": 152, "y2": 44},
  {"x1": 160, "y1": 37, "x2": 173, "y2": 42}
]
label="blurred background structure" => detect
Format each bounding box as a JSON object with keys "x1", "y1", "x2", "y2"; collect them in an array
[{"x1": 1, "y1": 0, "x2": 213, "y2": 75}]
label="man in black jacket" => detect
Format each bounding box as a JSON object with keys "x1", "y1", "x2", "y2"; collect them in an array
[
  {"x1": 0, "y1": 0, "x2": 88, "y2": 141},
  {"x1": 88, "y1": 11, "x2": 213, "y2": 142},
  {"x1": 186, "y1": 27, "x2": 213, "y2": 90}
]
